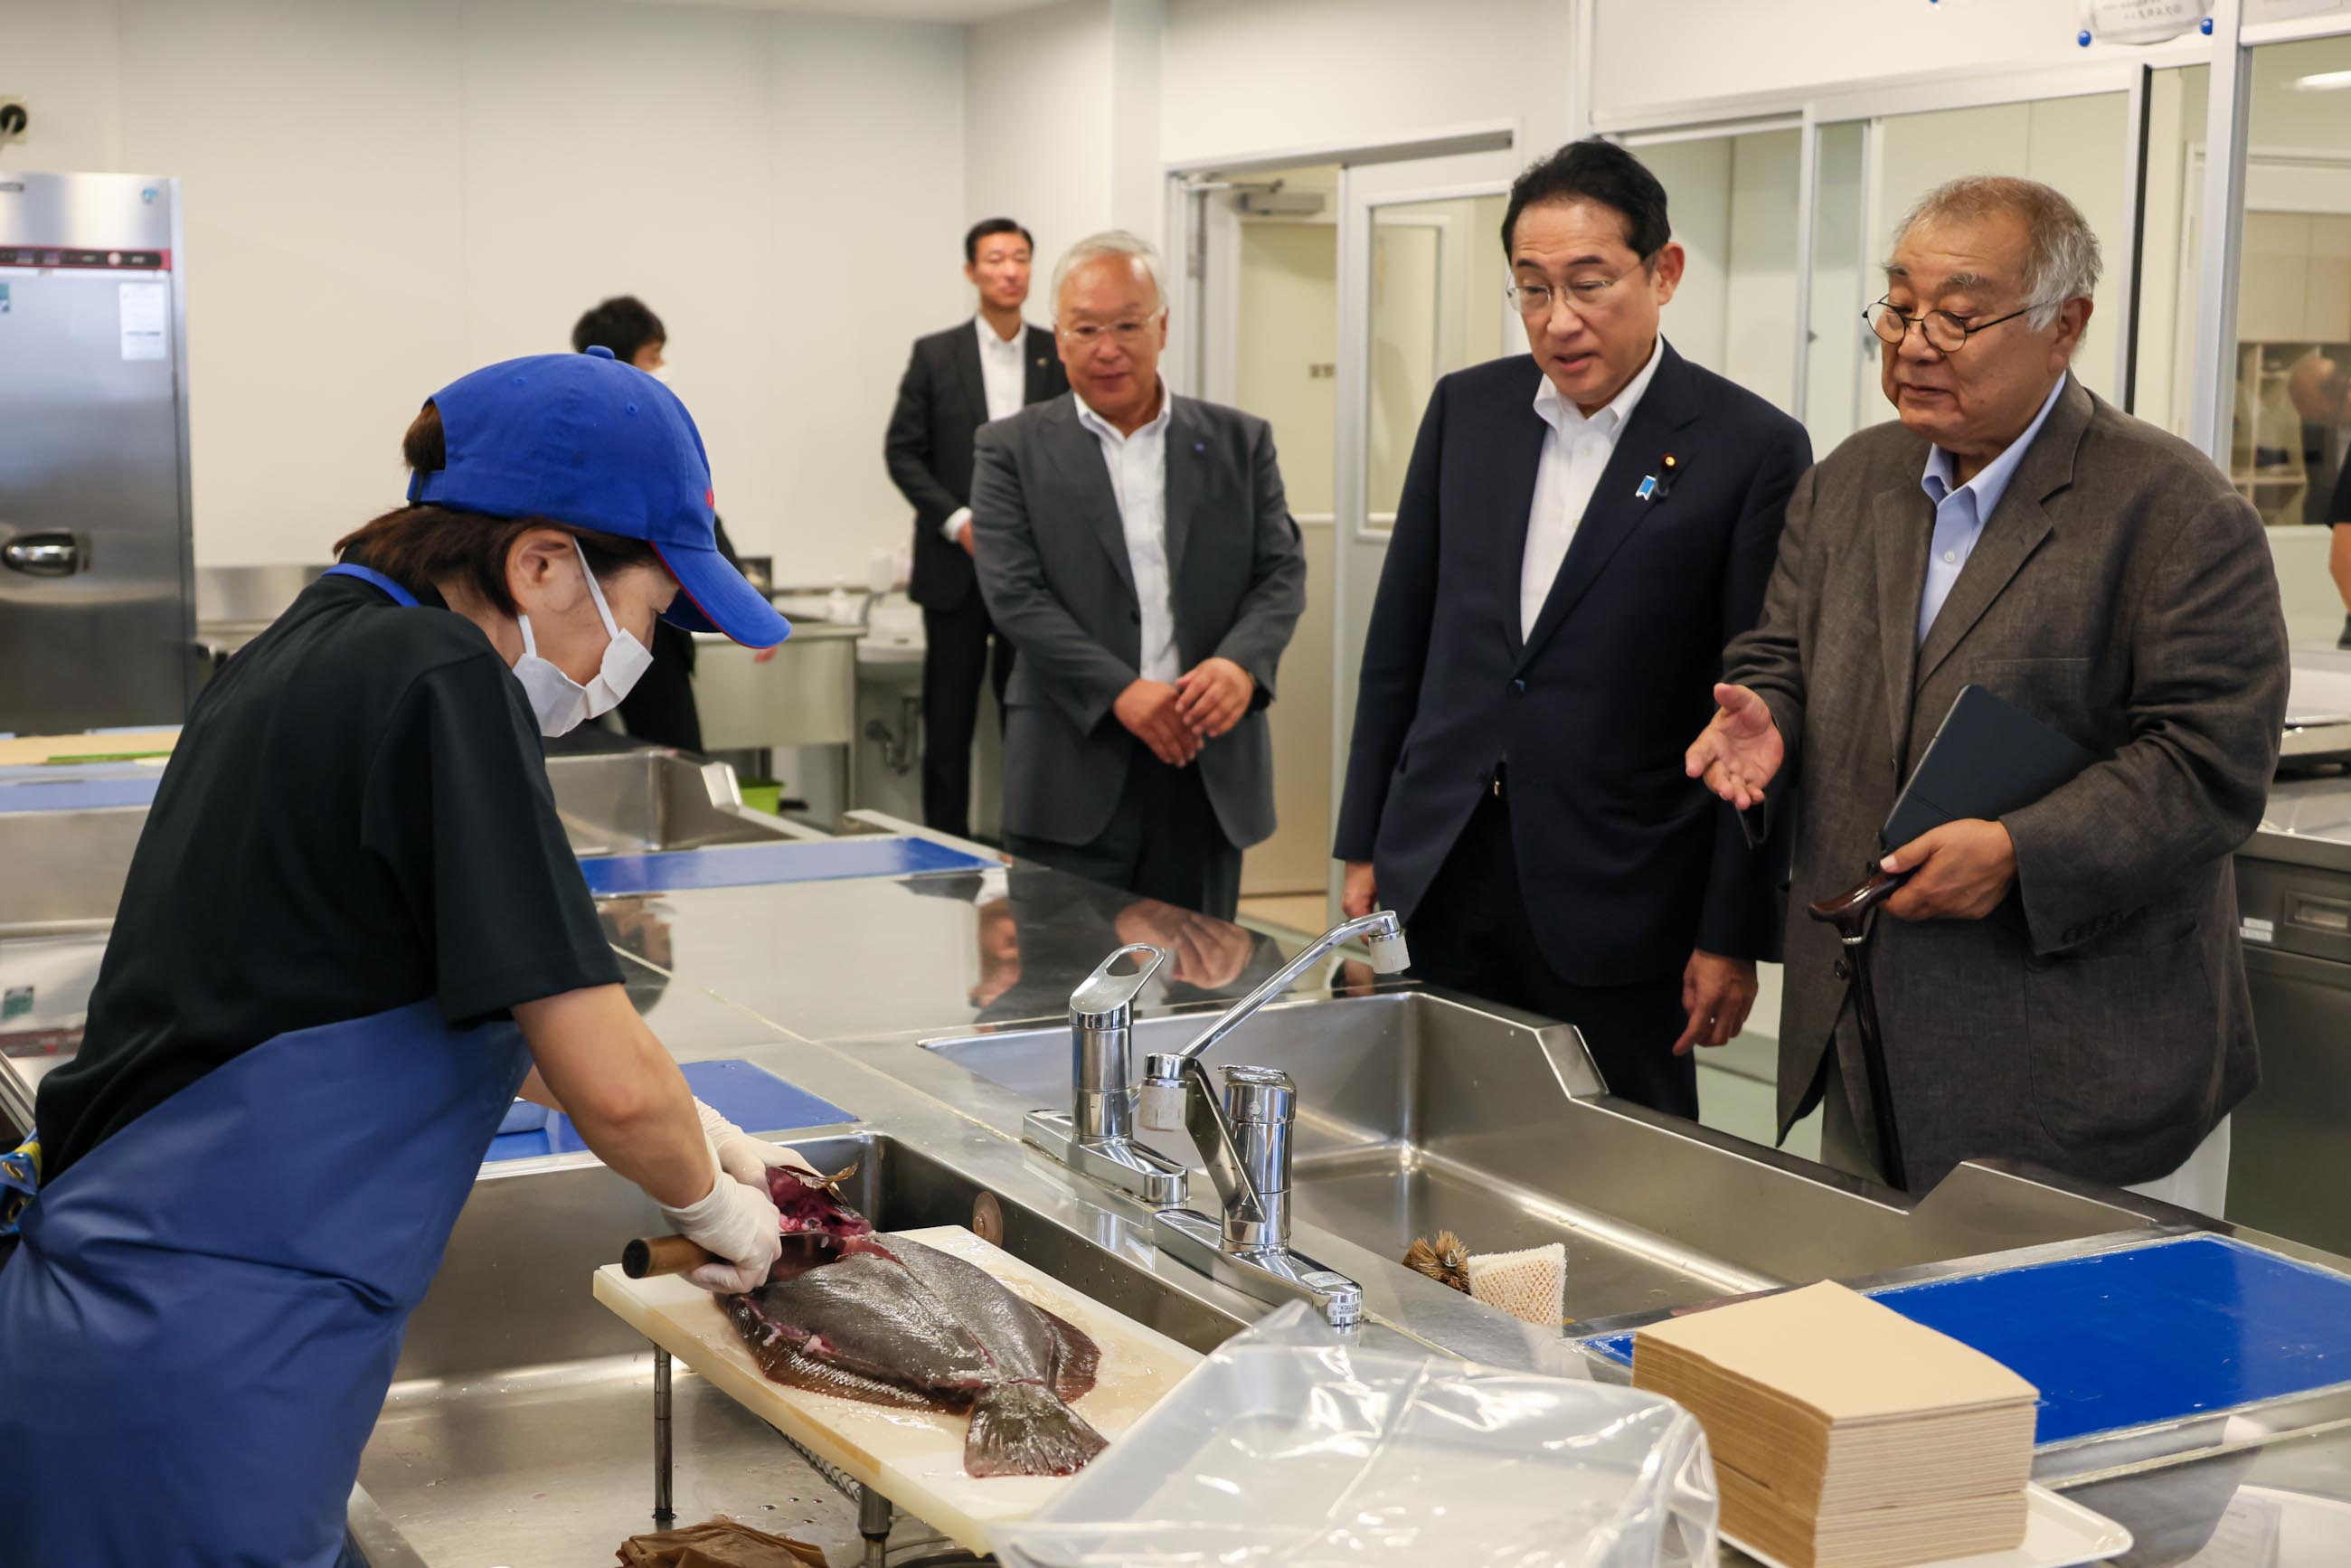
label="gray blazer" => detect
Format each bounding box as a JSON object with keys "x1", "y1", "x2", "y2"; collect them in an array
[
  {"x1": 1725, "y1": 377, "x2": 2288, "y2": 1190},
  {"x1": 970, "y1": 392, "x2": 1308, "y2": 850}
]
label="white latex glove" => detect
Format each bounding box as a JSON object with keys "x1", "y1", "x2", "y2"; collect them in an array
[
  {"x1": 696, "y1": 1098, "x2": 825, "y2": 1192},
  {"x1": 658, "y1": 1171, "x2": 782, "y2": 1294}
]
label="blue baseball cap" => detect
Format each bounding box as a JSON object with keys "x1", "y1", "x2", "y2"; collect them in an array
[{"x1": 409, "y1": 348, "x2": 789, "y2": 648}]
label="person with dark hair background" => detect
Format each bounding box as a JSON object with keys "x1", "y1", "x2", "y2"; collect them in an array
[
  {"x1": 1335, "y1": 138, "x2": 1812, "y2": 1118},
  {"x1": 886, "y1": 220, "x2": 1070, "y2": 841},
  {"x1": 571, "y1": 294, "x2": 762, "y2": 752}
]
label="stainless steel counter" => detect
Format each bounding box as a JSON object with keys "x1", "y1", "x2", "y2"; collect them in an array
[
  {"x1": 12, "y1": 749, "x2": 2351, "y2": 1564},
  {"x1": 2247, "y1": 771, "x2": 2351, "y2": 875},
  {"x1": 345, "y1": 850, "x2": 2351, "y2": 1565},
  {"x1": 689, "y1": 622, "x2": 863, "y2": 753},
  {"x1": 609, "y1": 859, "x2": 1296, "y2": 1044}
]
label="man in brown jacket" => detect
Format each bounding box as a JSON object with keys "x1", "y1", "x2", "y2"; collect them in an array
[{"x1": 1686, "y1": 176, "x2": 2287, "y2": 1208}]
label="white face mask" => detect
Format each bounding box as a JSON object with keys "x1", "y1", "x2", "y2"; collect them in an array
[{"x1": 512, "y1": 538, "x2": 656, "y2": 737}]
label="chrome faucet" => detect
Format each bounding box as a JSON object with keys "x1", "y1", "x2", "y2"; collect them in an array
[
  {"x1": 1136, "y1": 911, "x2": 1412, "y2": 1327},
  {"x1": 1020, "y1": 943, "x2": 1191, "y2": 1208}
]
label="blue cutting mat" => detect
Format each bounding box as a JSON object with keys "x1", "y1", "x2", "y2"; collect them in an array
[
  {"x1": 1583, "y1": 1236, "x2": 2351, "y2": 1447},
  {"x1": 0, "y1": 776, "x2": 161, "y2": 812},
  {"x1": 484, "y1": 1057, "x2": 855, "y2": 1163},
  {"x1": 580, "y1": 836, "x2": 993, "y2": 894}
]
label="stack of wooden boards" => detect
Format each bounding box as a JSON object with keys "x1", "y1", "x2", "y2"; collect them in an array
[{"x1": 1632, "y1": 1280, "x2": 2037, "y2": 1568}]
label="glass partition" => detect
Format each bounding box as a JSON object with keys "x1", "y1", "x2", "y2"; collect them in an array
[
  {"x1": 2133, "y1": 65, "x2": 2214, "y2": 442},
  {"x1": 2231, "y1": 33, "x2": 2351, "y2": 642},
  {"x1": 1803, "y1": 93, "x2": 2132, "y2": 451},
  {"x1": 1364, "y1": 194, "x2": 1510, "y2": 524},
  {"x1": 1638, "y1": 130, "x2": 1803, "y2": 416},
  {"x1": 2246, "y1": 0, "x2": 2351, "y2": 22},
  {"x1": 1806, "y1": 122, "x2": 1871, "y2": 449}
]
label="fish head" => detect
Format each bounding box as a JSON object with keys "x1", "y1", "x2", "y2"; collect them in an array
[{"x1": 767, "y1": 1160, "x2": 874, "y2": 1247}]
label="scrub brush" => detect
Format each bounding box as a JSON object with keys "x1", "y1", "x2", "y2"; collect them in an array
[
  {"x1": 1402, "y1": 1231, "x2": 1472, "y2": 1293},
  {"x1": 1403, "y1": 1232, "x2": 1569, "y2": 1328},
  {"x1": 1466, "y1": 1242, "x2": 1566, "y2": 1329}
]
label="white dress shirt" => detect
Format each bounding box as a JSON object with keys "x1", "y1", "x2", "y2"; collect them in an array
[
  {"x1": 977, "y1": 315, "x2": 1028, "y2": 423},
  {"x1": 944, "y1": 316, "x2": 1034, "y2": 543},
  {"x1": 1916, "y1": 372, "x2": 2068, "y2": 645},
  {"x1": 1520, "y1": 337, "x2": 1665, "y2": 638},
  {"x1": 1074, "y1": 382, "x2": 1180, "y2": 684}
]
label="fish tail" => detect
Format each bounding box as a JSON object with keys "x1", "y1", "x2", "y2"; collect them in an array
[{"x1": 962, "y1": 1379, "x2": 1108, "y2": 1478}]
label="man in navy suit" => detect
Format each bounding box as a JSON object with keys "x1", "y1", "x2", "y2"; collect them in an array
[{"x1": 1335, "y1": 140, "x2": 1811, "y2": 1117}]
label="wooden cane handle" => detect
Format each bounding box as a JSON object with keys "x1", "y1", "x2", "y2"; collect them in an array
[
  {"x1": 1807, "y1": 867, "x2": 1905, "y2": 930},
  {"x1": 622, "y1": 1235, "x2": 717, "y2": 1279}
]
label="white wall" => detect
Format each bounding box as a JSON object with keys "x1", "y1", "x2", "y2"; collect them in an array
[
  {"x1": 1159, "y1": 0, "x2": 1572, "y2": 167},
  {"x1": 12, "y1": 0, "x2": 968, "y2": 583},
  {"x1": 1595, "y1": 0, "x2": 2187, "y2": 118},
  {"x1": 1108, "y1": 0, "x2": 1166, "y2": 234},
  {"x1": 966, "y1": 0, "x2": 1117, "y2": 275}
]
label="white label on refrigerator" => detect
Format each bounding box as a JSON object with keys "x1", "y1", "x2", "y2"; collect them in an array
[{"x1": 118, "y1": 281, "x2": 167, "y2": 360}]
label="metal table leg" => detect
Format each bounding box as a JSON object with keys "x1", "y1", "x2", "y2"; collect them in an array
[
  {"x1": 653, "y1": 1344, "x2": 676, "y2": 1525},
  {"x1": 858, "y1": 1482, "x2": 892, "y2": 1567}
]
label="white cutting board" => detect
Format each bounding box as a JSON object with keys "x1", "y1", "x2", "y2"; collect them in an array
[{"x1": 592, "y1": 1225, "x2": 1203, "y2": 1554}]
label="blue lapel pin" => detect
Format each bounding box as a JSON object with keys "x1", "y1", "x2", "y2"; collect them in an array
[
  {"x1": 1641, "y1": 453, "x2": 1681, "y2": 503},
  {"x1": 1194, "y1": 440, "x2": 1206, "y2": 454}
]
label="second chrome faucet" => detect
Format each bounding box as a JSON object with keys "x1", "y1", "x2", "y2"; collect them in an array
[{"x1": 1023, "y1": 911, "x2": 1412, "y2": 1327}]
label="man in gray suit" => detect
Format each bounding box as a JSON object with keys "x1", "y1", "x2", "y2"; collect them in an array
[
  {"x1": 1686, "y1": 176, "x2": 2288, "y2": 1209},
  {"x1": 971, "y1": 231, "x2": 1307, "y2": 920}
]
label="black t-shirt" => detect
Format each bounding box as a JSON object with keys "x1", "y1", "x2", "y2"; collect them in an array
[{"x1": 34, "y1": 571, "x2": 621, "y2": 1182}]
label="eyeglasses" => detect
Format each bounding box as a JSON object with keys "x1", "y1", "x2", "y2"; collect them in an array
[
  {"x1": 1865, "y1": 298, "x2": 2031, "y2": 354},
  {"x1": 1060, "y1": 316, "x2": 1160, "y2": 347},
  {"x1": 1506, "y1": 258, "x2": 1651, "y2": 319}
]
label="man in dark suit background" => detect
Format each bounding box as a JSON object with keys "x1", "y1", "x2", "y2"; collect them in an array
[
  {"x1": 972, "y1": 231, "x2": 1307, "y2": 921},
  {"x1": 1335, "y1": 139, "x2": 1812, "y2": 1118},
  {"x1": 885, "y1": 219, "x2": 1071, "y2": 840}
]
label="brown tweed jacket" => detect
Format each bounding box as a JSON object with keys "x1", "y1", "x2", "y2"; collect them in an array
[{"x1": 1725, "y1": 376, "x2": 2288, "y2": 1190}]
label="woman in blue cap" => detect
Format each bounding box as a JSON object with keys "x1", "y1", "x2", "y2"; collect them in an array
[{"x1": 0, "y1": 348, "x2": 800, "y2": 1565}]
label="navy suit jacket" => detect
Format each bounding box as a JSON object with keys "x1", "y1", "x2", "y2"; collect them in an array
[{"x1": 1334, "y1": 344, "x2": 1810, "y2": 986}]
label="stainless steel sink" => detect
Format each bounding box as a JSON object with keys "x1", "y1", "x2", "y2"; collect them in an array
[
  {"x1": 543, "y1": 749, "x2": 823, "y2": 857},
  {"x1": 916, "y1": 989, "x2": 2172, "y2": 1326},
  {"x1": 0, "y1": 800, "x2": 146, "y2": 933},
  {"x1": 357, "y1": 1130, "x2": 1245, "y2": 1568}
]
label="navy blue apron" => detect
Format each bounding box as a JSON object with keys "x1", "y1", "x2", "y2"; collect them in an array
[{"x1": 0, "y1": 562, "x2": 533, "y2": 1565}]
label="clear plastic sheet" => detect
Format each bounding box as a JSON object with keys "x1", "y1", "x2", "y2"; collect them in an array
[{"x1": 994, "y1": 1302, "x2": 1719, "y2": 1568}]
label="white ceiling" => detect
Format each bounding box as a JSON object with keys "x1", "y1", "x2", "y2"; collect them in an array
[{"x1": 628, "y1": 0, "x2": 1058, "y2": 21}]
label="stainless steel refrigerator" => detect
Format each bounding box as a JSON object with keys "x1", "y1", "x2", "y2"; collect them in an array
[{"x1": 0, "y1": 171, "x2": 195, "y2": 736}]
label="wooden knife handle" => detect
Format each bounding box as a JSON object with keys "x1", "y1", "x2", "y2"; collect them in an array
[{"x1": 622, "y1": 1235, "x2": 717, "y2": 1279}]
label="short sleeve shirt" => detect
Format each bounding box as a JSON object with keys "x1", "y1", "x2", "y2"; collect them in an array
[{"x1": 33, "y1": 571, "x2": 621, "y2": 1182}]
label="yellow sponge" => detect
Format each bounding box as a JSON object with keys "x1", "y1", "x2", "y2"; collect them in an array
[{"x1": 1466, "y1": 1242, "x2": 1565, "y2": 1327}]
